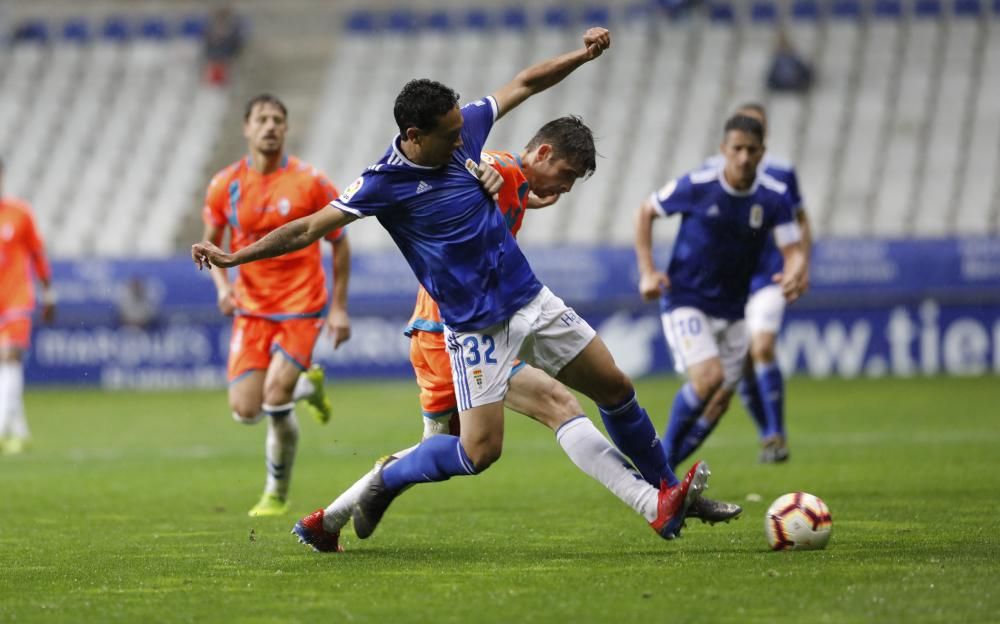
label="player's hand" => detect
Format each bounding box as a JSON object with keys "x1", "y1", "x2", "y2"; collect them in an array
[
  {"x1": 41, "y1": 302, "x2": 56, "y2": 324},
  {"x1": 192, "y1": 241, "x2": 235, "y2": 269},
  {"x1": 582, "y1": 27, "x2": 611, "y2": 60},
  {"x1": 526, "y1": 192, "x2": 559, "y2": 209},
  {"x1": 639, "y1": 270, "x2": 670, "y2": 302},
  {"x1": 476, "y1": 160, "x2": 503, "y2": 198},
  {"x1": 326, "y1": 308, "x2": 352, "y2": 350},
  {"x1": 217, "y1": 288, "x2": 236, "y2": 317},
  {"x1": 773, "y1": 270, "x2": 807, "y2": 304}
]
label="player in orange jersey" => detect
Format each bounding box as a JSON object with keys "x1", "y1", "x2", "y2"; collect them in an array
[
  {"x1": 201, "y1": 94, "x2": 352, "y2": 516},
  {"x1": 292, "y1": 117, "x2": 741, "y2": 552},
  {"x1": 0, "y1": 158, "x2": 55, "y2": 455}
]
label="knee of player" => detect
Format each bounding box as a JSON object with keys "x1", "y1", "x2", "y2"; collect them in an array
[
  {"x1": 262, "y1": 381, "x2": 295, "y2": 406},
  {"x1": 231, "y1": 408, "x2": 264, "y2": 425},
  {"x1": 466, "y1": 439, "x2": 503, "y2": 471},
  {"x1": 691, "y1": 364, "x2": 725, "y2": 399},
  {"x1": 750, "y1": 340, "x2": 777, "y2": 364}
]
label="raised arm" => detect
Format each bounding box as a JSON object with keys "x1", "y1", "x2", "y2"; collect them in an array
[
  {"x1": 491, "y1": 27, "x2": 610, "y2": 121},
  {"x1": 192, "y1": 204, "x2": 357, "y2": 270}
]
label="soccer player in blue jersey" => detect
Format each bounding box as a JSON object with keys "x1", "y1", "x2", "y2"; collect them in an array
[
  {"x1": 634, "y1": 113, "x2": 808, "y2": 471},
  {"x1": 193, "y1": 27, "x2": 725, "y2": 543},
  {"x1": 703, "y1": 103, "x2": 813, "y2": 463}
]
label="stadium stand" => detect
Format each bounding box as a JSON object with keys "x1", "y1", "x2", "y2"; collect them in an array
[{"x1": 2, "y1": 1, "x2": 998, "y2": 256}]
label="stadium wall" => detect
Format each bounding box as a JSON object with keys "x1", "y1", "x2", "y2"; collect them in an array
[{"x1": 23, "y1": 238, "x2": 1000, "y2": 388}]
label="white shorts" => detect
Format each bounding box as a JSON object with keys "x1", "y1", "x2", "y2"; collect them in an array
[
  {"x1": 745, "y1": 284, "x2": 786, "y2": 335},
  {"x1": 445, "y1": 287, "x2": 596, "y2": 411},
  {"x1": 661, "y1": 307, "x2": 749, "y2": 389}
]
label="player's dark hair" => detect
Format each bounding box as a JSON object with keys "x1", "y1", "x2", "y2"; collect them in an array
[
  {"x1": 394, "y1": 79, "x2": 460, "y2": 134},
  {"x1": 244, "y1": 94, "x2": 288, "y2": 121},
  {"x1": 736, "y1": 102, "x2": 767, "y2": 119},
  {"x1": 723, "y1": 114, "x2": 765, "y2": 144},
  {"x1": 525, "y1": 115, "x2": 598, "y2": 179}
]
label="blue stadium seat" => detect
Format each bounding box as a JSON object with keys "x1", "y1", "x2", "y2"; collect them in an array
[
  {"x1": 140, "y1": 18, "x2": 169, "y2": 40},
  {"x1": 994, "y1": 0, "x2": 1000, "y2": 15},
  {"x1": 831, "y1": 0, "x2": 863, "y2": 19},
  {"x1": 463, "y1": 8, "x2": 492, "y2": 31},
  {"x1": 623, "y1": 1, "x2": 653, "y2": 22},
  {"x1": 386, "y1": 9, "x2": 417, "y2": 34},
  {"x1": 953, "y1": 0, "x2": 981, "y2": 16},
  {"x1": 543, "y1": 6, "x2": 573, "y2": 28},
  {"x1": 915, "y1": 0, "x2": 943, "y2": 17},
  {"x1": 345, "y1": 10, "x2": 378, "y2": 34},
  {"x1": 791, "y1": 0, "x2": 821, "y2": 20},
  {"x1": 751, "y1": 1, "x2": 779, "y2": 23},
  {"x1": 62, "y1": 19, "x2": 91, "y2": 43},
  {"x1": 501, "y1": 6, "x2": 529, "y2": 30},
  {"x1": 873, "y1": 0, "x2": 902, "y2": 17},
  {"x1": 425, "y1": 10, "x2": 453, "y2": 32},
  {"x1": 582, "y1": 5, "x2": 611, "y2": 25},
  {"x1": 708, "y1": 2, "x2": 735, "y2": 22},
  {"x1": 12, "y1": 19, "x2": 49, "y2": 43},
  {"x1": 102, "y1": 16, "x2": 131, "y2": 42}
]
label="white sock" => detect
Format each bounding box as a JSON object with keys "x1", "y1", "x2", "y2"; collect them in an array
[
  {"x1": 292, "y1": 373, "x2": 315, "y2": 402},
  {"x1": 263, "y1": 402, "x2": 298, "y2": 499},
  {"x1": 0, "y1": 362, "x2": 11, "y2": 438},
  {"x1": 323, "y1": 444, "x2": 417, "y2": 532},
  {"x1": 0, "y1": 362, "x2": 28, "y2": 440},
  {"x1": 422, "y1": 411, "x2": 455, "y2": 439},
  {"x1": 555, "y1": 416, "x2": 659, "y2": 522}
]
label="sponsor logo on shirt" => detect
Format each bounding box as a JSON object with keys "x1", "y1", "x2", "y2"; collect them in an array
[{"x1": 416, "y1": 181, "x2": 433, "y2": 194}]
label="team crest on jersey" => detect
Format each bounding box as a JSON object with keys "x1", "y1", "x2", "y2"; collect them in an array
[
  {"x1": 749, "y1": 204, "x2": 764, "y2": 228},
  {"x1": 341, "y1": 176, "x2": 364, "y2": 202},
  {"x1": 472, "y1": 368, "x2": 484, "y2": 389},
  {"x1": 277, "y1": 198, "x2": 291, "y2": 216}
]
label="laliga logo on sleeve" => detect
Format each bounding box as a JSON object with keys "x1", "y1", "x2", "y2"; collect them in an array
[{"x1": 340, "y1": 177, "x2": 364, "y2": 202}]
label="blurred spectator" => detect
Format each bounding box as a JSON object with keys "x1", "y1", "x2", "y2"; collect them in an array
[
  {"x1": 655, "y1": 0, "x2": 704, "y2": 17},
  {"x1": 117, "y1": 277, "x2": 158, "y2": 329},
  {"x1": 203, "y1": 6, "x2": 245, "y2": 86},
  {"x1": 767, "y1": 31, "x2": 813, "y2": 93}
]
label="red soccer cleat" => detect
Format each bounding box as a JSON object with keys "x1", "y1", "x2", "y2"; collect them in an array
[
  {"x1": 649, "y1": 460, "x2": 711, "y2": 539},
  {"x1": 292, "y1": 508, "x2": 344, "y2": 553}
]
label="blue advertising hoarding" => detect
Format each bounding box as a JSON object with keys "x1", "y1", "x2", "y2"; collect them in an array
[{"x1": 22, "y1": 238, "x2": 1000, "y2": 387}]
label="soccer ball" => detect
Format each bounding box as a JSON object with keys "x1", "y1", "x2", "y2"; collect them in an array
[{"x1": 764, "y1": 492, "x2": 832, "y2": 551}]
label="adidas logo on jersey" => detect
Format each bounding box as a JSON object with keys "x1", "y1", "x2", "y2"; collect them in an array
[
  {"x1": 707, "y1": 204, "x2": 721, "y2": 217},
  {"x1": 416, "y1": 181, "x2": 433, "y2": 194}
]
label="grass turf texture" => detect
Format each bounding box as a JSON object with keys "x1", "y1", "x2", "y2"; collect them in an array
[{"x1": 1, "y1": 376, "x2": 997, "y2": 623}]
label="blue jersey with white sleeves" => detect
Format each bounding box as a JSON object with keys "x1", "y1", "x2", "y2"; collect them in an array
[
  {"x1": 704, "y1": 154, "x2": 804, "y2": 294},
  {"x1": 650, "y1": 166, "x2": 800, "y2": 320},
  {"x1": 331, "y1": 96, "x2": 543, "y2": 332}
]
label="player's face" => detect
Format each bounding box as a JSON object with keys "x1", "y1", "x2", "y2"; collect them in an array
[
  {"x1": 526, "y1": 145, "x2": 582, "y2": 198},
  {"x1": 243, "y1": 103, "x2": 287, "y2": 156},
  {"x1": 720, "y1": 130, "x2": 764, "y2": 190},
  {"x1": 412, "y1": 106, "x2": 464, "y2": 167}
]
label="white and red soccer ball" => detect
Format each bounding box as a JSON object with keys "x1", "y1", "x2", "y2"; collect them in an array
[{"x1": 765, "y1": 492, "x2": 832, "y2": 551}]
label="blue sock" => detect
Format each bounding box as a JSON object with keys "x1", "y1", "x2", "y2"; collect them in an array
[
  {"x1": 737, "y1": 374, "x2": 768, "y2": 439},
  {"x1": 756, "y1": 362, "x2": 785, "y2": 438},
  {"x1": 381, "y1": 435, "x2": 477, "y2": 492},
  {"x1": 663, "y1": 383, "x2": 705, "y2": 468},
  {"x1": 599, "y1": 392, "x2": 677, "y2": 487},
  {"x1": 673, "y1": 416, "x2": 718, "y2": 467}
]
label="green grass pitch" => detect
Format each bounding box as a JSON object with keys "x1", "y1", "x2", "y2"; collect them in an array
[{"x1": 1, "y1": 376, "x2": 997, "y2": 623}]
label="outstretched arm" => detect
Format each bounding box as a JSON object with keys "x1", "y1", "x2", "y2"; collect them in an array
[
  {"x1": 491, "y1": 27, "x2": 610, "y2": 120},
  {"x1": 192, "y1": 205, "x2": 358, "y2": 269}
]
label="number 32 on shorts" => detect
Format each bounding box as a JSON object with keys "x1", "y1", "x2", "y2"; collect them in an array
[{"x1": 462, "y1": 334, "x2": 497, "y2": 366}]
